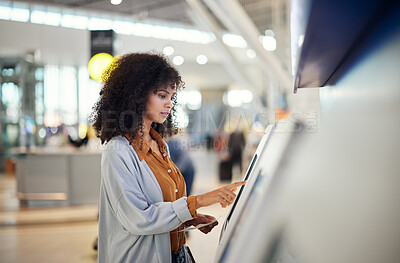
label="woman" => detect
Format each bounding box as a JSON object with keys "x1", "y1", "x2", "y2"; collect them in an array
[{"x1": 91, "y1": 52, "x2": 245, "y2": 263}]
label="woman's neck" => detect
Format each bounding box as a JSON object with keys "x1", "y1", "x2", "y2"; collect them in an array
[{"x1": 142, "y1": 119, "x2": 153, "y2": 144}]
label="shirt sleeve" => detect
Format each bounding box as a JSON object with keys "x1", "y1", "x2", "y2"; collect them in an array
[
  {"x1": 101, "y1": 144, "x2": 194, "y2": 235},
  {"x1": 187, "y1": 195, "x2": 198, "y2": 218}
]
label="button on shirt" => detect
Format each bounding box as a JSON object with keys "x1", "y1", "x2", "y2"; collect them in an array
[{"x1": 127, "y1": 128, "x2": 197, "y2": 253}]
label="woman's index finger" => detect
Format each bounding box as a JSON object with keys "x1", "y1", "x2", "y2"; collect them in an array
[{"x1": 228, "y1": 180, "x2": 246, "y2": 190}]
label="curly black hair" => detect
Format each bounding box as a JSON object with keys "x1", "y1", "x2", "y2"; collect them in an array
[{"x1": 90, "y1": 52, "x2": 184, "y2": 144}]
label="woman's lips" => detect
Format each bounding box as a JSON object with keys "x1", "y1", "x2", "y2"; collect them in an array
[{"x1": 161, "y1": 112, "x2": 169, "y2": 118}]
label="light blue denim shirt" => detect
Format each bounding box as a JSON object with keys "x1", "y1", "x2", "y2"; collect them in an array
[{"x1": 98, "y1": 136, "x2": 194, "y2": 263}]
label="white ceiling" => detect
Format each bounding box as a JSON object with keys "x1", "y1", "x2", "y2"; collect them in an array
[
  {"x1": 11, "y1": 0, "x2": 278, "y2": 35},
  {"x1": 0, "y1": 0, "x2": 290, "y2": 92}
]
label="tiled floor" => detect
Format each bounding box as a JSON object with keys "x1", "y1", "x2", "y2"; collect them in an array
[
  {"x1": 185, "y1": 149, "x2": 231, "y2": 263},
  {"x1": 0, "y1": 222, "x2": 99, "y2": 263},
  {"x1": 0, "y1": 149, "x2": 236, "y2": 263}
]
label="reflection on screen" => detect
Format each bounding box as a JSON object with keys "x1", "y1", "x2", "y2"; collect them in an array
[
  {"x1": 234, "y1": 171, "x2": 266, "y2": 228},
  {"x1": 264, "y1": 231, "x2": 298, "y2": 263}
]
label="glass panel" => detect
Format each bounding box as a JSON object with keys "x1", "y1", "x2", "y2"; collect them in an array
[
  {"x1": 35, "y1": 82, "x2": 44, "y2": 125},
  {"x1": 0, "y1": 1, "x2": 11, "y2": 20},
  {"x1": 1, "y1": 82, "x2": 20, "y2": 106},
  {"x1": 11, "y1": 3, "x2": 29, "y2": 22},
  {"x1": 59, "y1": 66, "x2": 77, "y2": 125},
  {"x1": 4, "y1": 124, "x2": 19, "y2": 146},
  {"x1": 44, "y1": 65, "x2": 60, "y2": 126}
]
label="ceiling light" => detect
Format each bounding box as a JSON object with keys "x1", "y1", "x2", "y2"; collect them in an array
[
  {"x1": 111, "y1": 0, "x2": 123, "y2": 5},
  {"x1": 246, "y1": 49, "x2": 256, "y2": 58},
  {"x1": 172, "y1": 56, "x2": 184, "y2": 66},
  {"x1": 11, "y1": 7, "x2": 30, "y2": 22},
  {"x1": 178, "y1": 90, "x2": 202, "y2": 110},
  {"x1": 163, "y1": 46, "x2": 174, "y2": 56},
  {"x1": 88, "y1": 17, "x2": 113, "y2": 30},
  {"x1": 30, "y1": 10, "x2": 46, "y2": 24},
  {"x1": 261, "y1": 36, "x2": 277, "y2": 51},
  {"x1": 222, "y1": 33, "x2": 247, "y2": 48},
  {"x1": 113, "y1": 20, "x2": 133, "y2": 34},
  {"x1": 0, "y1": 5, "x2": 11, "y2": 20},
  {"x1": 45, "y1": 12, "x2": 61, "y2": 26},
  {"x1": 196, "y1": 55, "x2": 208, "y2": 65},
  {"x1": 264, "y1": 29, "x2": 275, "y2": 37},
  {"x1": 223, "y1": 90, "x2": 253, "y2": 107}
]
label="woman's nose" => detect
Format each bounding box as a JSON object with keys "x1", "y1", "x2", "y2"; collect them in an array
[{"x1": 166, "y1": 99, "x2": 172, "y2": 108}]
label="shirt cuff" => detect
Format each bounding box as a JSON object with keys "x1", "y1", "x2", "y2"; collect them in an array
[
  {"x1": 187, "y1": 195, "x2": 198, "y2": 218},
  {"x1": 172, "y1": 197, "x2": 194, "y2": 223}
]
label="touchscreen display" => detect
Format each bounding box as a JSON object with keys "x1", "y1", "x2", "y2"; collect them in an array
[
  {"x1": 220, "y1": 170, "x2": 266, "y2": 262},
  {"x1": 226, "y1": 153, "x2": 258, "y2": 222},
  {"x1": 219, "y1": 154, "x2": 258, "y2": 242}
]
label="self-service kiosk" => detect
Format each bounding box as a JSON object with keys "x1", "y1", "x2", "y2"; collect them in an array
[
  {"x1": 214, "y1": 0, "x2": 400, "y2": 260},
  {"x1": 215, "y1": 121, "x2": 302, "y2": 263},
  {"x1": 215, "y1": 120, "x2": 305, "y2": 263}
]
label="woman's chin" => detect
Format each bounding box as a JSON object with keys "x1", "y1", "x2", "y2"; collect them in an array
[{"x1": 154, "y1": 119, "x2": 167, "y2": 124}]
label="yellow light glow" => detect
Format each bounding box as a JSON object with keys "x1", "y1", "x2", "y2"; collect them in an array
[
  {"x1": 78, "y1": 123, "x2": 88, "y2": 139},
  {"x1": 88, "y1": 53, "x2": 114, "y2": 82}
]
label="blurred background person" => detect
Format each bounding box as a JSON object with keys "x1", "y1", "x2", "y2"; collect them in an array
[{"x1": 228, "y1": 128, "x2": 245, "y2": 180}]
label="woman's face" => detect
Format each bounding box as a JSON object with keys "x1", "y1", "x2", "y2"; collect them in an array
[{"x1": 144, "y1": 85, "x2": 176, "y2": 124}]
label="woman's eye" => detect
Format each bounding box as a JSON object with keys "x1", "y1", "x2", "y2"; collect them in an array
[{"x1": 159, "y1": 94, "x2": 166, "y2": 99}]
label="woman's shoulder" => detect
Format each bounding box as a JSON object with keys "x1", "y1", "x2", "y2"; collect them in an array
[
  {"x1": 103, "y1": 136, "x2": 141, "y2": 161},
  {"x1": 104, "y1": 136, "x2": 131, "y2": 153}
]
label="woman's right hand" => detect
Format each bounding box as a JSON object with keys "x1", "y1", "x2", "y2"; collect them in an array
[{"x1": 195, "y1": 181, "x2": 246, "y2": 209}]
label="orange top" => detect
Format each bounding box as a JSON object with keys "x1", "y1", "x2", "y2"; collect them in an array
[{"x1": 126, "y1": 128, "x2": 197, "y2": 253}]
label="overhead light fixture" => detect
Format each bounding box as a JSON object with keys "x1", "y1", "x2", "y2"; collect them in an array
[
  {"x1": 223, "y1": 90, "x2": 253, "y2": 107},
  {"x1": 222, "y1": 33, "x2": 247, "y2": 48},
  {"x1": 196, "y1": 55, "x2": 208, "y2": 65},
  {"x1": 11, "y1": 6, "x2": 30, "y2": 22},
  {"x1": 111, "y1": 0, "x2": 123, "y2": 5},
  {"x1": 264, "y1": 29, "x2": 275, "y2": 37},
  {"x1": 262, "y1": 29, "x2": 277, "y2": 51},
  {"x1": 178, "y1": 90, "x2": 202, "y2": 110},
  {"x1": 261, "y1": 36, "x2": 277, "y2": 51},
  {"x1": 246, "y1": 49, "x2": 256, "y2": 58},
  {"x1": 88, "y1": 17, "x2": 113, "y2": 30},
  {"x1": 172, "y1": 56, "x2": 184, "y2": 66},
  {"x1": 163, "y1": 46, "x2": 174, "y2": 56}
]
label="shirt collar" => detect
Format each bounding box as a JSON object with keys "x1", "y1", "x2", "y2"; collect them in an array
[{"x1": 126, "y1": 128, "x2": 166, "y2": 161}]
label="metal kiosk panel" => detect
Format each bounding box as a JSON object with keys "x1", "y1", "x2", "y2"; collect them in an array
[{"x1": 215, "y1": 121, "x2": 300, "y2": 263}]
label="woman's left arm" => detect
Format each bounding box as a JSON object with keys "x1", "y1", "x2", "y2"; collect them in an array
[{"x1": 102, "y1": 144, "x2": 194, "y2": 235}]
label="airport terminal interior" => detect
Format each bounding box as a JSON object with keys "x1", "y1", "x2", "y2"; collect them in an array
[{"x1": 0, "y1": 0, "x2": 399, "y2": 262}]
